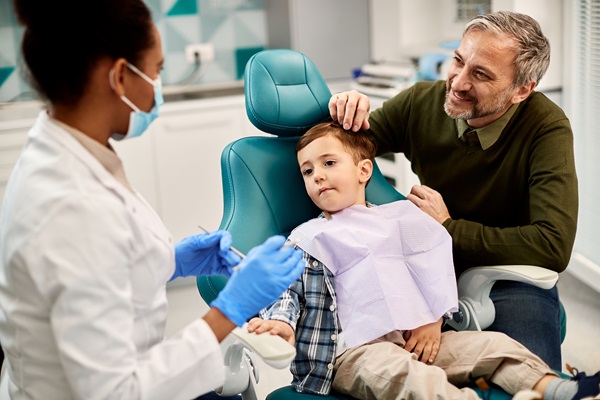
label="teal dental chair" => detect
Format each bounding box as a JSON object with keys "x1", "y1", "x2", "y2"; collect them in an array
[{"x1": 197, "y1": 49, "x2": 565, "y2": 400}]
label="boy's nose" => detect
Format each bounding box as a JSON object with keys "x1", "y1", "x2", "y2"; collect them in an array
[{"x1": 313, "y1": 169, "x2": 324, "y2": 182}]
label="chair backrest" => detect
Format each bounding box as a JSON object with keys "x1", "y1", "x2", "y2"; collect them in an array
[{"x1": 197, "y1": 49, "x2": 405, "y2": 303}]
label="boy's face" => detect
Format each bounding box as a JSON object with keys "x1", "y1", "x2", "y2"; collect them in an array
[{"x1": 297, "y1": 135, "x2": 372, "y2": 214}]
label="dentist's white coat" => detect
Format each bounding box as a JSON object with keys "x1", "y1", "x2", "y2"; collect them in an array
[{"x1": 0, "y1": 112, "x2": 224, "y2": 399}]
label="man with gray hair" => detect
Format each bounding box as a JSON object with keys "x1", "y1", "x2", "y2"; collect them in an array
[{"x1": 330, "y1": 11, "x2": 576, "y2": 371}]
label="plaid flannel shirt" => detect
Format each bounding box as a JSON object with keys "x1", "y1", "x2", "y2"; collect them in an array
[{"x1": 260, "y1": 251, "x2": 339, "y2": 395}]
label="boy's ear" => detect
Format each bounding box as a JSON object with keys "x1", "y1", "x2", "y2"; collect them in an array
[{"x1": 358, "y1": 159, "x2": 373, "y2": 183}]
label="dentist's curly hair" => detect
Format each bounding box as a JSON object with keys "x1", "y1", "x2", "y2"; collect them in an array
[
  {"x1": 13, "y1": 0, "x2": 154, "y2": 105},
  {"x1": 464, "y1": 11, "x2": 550, "y2": 88},
  {"x1": 296, "y1": 122, "x2": 377, "y2": 165}
]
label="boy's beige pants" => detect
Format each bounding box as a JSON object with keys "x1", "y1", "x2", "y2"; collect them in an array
[{"x1": 333, "y1": 330, "x2": 556, "y2": 400}]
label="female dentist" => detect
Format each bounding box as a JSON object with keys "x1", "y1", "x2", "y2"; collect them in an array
[{"x1": 0, "y1": 1, "x2": 304, "y2": 399}]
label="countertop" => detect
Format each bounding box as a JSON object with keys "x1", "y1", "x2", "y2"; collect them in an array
[{"x1": 0, "y1": 79, "x2": 356, "y2": 124}]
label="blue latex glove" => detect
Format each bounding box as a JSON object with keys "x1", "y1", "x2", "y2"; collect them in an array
[
  {"x1": 210, "y1": 235, "x2": 305, "y2": 327},
  {"x1": 171, "y1": 230, "x2": 242, "y2": 281}
]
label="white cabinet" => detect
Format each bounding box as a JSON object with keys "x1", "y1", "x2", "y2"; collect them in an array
[
  {"x1": 111, "y1": 128, "x2": 159, "y2": 210},
  {"x1": 370, "y1": 96, "x2": 420, "y2": 196},
  {"x1": 151, "y1": 100, "x2": 246, "y2": 242},
  {"x1": 0, "y1": 95, "x2": 252, "y2": 244},
  {"x1": 0, "y1": 106, "x2": 39, "y2": 204},
  {"x1": 112, "y1": 96, "x2": 250, "y2": 242}
]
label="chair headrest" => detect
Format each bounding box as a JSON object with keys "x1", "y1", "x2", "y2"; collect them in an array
[{"x1": 244, "y1": 49, "x2": 332, "y2": 137}]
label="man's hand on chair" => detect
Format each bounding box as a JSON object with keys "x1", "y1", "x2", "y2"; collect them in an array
[
  {"x1": 247, "y1": 318, "x2": 296, "y2": 346},
  {"x1": 402, "y1": 317, "x2": 443, "y2": 364}
]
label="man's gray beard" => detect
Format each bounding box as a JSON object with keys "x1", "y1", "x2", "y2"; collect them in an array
[
  {"x1": 444, "y1": 95, "x2": 475, "y2": 120},
  {"x1": 443, "y1": 85, "x2": 513, "y2": 120}
]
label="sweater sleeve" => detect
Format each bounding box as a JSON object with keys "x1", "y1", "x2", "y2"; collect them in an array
[
  {"x1": 369, "y1": 84, "x2": 577, "y2": 276},
  {"x1": 367, "y1": 84, "x2": 414, "y2": 156}
]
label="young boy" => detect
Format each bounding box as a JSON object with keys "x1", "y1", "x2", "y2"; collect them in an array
[{"x1": 247, "y1": 122, "x2": 600, "y2": 400}]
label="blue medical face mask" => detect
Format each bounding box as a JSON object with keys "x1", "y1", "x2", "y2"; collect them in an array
[{"x1": 110, "y1": 62, "x2": 164, "y2": 141}]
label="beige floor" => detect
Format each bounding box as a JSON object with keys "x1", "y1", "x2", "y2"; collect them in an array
[
  {"x1": 166, "y1": 271, "x2": 600, "y2": 399},
  {"x1": 165, "y1": 277, "x2": 291, "y2": 399},
  {"x1": 556, "y1": 271, "x2": 600, "y2": 373}
]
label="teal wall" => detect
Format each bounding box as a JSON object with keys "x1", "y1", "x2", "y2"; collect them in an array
[{"x1": 0, "y1": 0, "x2": 266, "y2": 103}]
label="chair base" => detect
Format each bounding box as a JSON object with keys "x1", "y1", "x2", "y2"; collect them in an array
[
  {"x1": 266, "y1": 386, "x2": 353, "y2": 400},
  {"x1": 266, "y1": 384, "x2": 514, "y2": 400}
]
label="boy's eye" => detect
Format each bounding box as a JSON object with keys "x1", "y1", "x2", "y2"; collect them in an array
[
  {"x1": 302, "y1": 168, "x2": 313, "y2": 176},
  {"x1": 325, "y1": 160, "x2": 335, "y2": 166}
]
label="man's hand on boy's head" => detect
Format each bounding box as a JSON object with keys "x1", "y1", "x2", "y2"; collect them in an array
[
  {"x1": 402, "y1": 317, "x2": 443, "y2": 364},
  {"x1": 247, "y1": 317, "x2": 296, "y2": 345},
  {"x1": 329, "y1": 90, "x2": 371, "y2": 132}
]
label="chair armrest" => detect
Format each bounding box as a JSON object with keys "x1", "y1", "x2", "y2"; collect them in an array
[
  {"x1": 446, "y1": 265, "x2": 559, "y2": 331},
  {"x1": 214, "y1": 324, "x2": 297, "y2": 397},
  {"x1": 231, "y1": 324, "x2": 296, "y2": 369}
]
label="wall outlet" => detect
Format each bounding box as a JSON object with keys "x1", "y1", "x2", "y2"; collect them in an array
[{"x1": 185, "y1": 43, "x2": 215, "y2": 64}]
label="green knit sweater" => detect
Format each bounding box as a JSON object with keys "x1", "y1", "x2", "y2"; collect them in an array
[{"x1": 368, "y1": 80, "x2": 578, "y2": 276}]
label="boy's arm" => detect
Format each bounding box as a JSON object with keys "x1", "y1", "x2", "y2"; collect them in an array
[
  {"x1": 247, "y1": 256, "x2": 306, "y2": 345},
  {"x1": 259, "y1": 267, "x2": 305, "y2": 330},
  {"x1": 247, "y1": 318, "x2": 296, "y2": 345}
]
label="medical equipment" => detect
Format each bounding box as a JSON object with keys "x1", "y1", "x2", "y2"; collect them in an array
[
  {"x1": 211, "y1": 236, "x2": 304, "y2": 327},
  {"x1": 213, "y1": 324, "x2": 297, "y2": 399},
  {"x1": 172, "y1": 229, "x2": 241, "y2": 279},
  {"x1": 197, "y1": 225, "x2": 299, "y2": 273},
  {"x1": 350, "y1": 62, "x2": 416, "y2": 98},
  {"x1": 446, "y1": 265, "x2": 559, "y2": 332},
  {"x1": 198, "y1": 225, "x2": 246, "y2": 264},
  {"x1": 192, "y1": 234, "x2": 299, "y2": 398},
  {"x1": 197, "y1": 49, "x2": 566, "y2": 400}
]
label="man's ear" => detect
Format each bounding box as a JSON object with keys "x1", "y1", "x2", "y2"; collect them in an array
[
  {"x1": 108, "y1": 58, "x2": 129, "y2": 97},
  {"x1": 358, "y1": 159, "x2": 373, "y2": 183},
  {"x1": 511, "y1": 81, "x2": 536, "y2": 104}
]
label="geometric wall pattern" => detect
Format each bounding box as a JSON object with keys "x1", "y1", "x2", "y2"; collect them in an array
[{"x1": 0, "y1": 0, "x2": 266, "y2": 103}]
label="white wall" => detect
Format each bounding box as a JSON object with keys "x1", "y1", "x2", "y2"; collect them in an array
[
  {"x1": 369, "y1": 0, "x2": 563, "y2": 91},
  {"x1": 369, "y1": 0, "x2": 464, "y2": 62},
  {"x1": 493, "y1": 0, "x2": 563, "y2": 90}
]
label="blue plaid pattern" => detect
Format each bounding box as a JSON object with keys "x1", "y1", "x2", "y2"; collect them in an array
[{"x1": 260, "y1": 251, "x2": 340, "y2": 395}]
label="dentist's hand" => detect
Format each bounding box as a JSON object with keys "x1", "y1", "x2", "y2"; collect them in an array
[
  {"x1": 211, "y1": 236, "x2": 305, "y2": 327},
  {"x1": 329, "y1": 90, "x2": 371, "y2": 132},
  {"x1": 171, "y1": 230, "x2": 241, "y2": 281}
]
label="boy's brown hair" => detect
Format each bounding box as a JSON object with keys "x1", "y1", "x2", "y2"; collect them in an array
[{"x1": 295, "y1": 122, "x2": 377, "y2": 164}]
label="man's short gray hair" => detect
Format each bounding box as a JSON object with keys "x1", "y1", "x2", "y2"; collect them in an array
[{"x1": 464, "y1": 11, "x2": 550, "y2": 88}]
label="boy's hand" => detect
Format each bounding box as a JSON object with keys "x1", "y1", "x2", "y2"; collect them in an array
[
  {"x1": 247, "y1": 317, "x2": 296, "y2": 345},
  {"x1": 402, "y1": 317, "x2": 443, "y2": 364}
]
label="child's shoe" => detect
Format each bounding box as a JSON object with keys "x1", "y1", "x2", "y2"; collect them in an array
[{"x1": 567, "y1": 364, "x2": 600, "y2": 400}]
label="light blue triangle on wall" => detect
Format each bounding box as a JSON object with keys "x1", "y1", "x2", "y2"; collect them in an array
[
  {"x1": 166, "y1": 0, "x2": 198, "y2": 17},
  {"x1": 0, "y1": 66, "x2": 15, "y2": 88}
]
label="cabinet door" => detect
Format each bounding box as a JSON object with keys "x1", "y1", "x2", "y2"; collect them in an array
[
  {"x1": 370, "y1": 98, "x2": 419, "y2": 195},
  {"x1": 111, "y1": 129, "x2": 160, "y2": 211},
  {"x1": 0, "y1": 119, "x2": 35, "y2": 205},
  {"x1": 153, "y1": 106, "x2": 244, "y2": 242}
]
